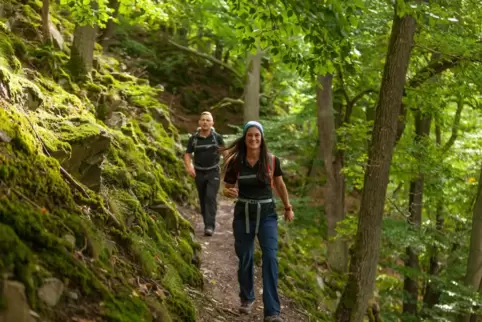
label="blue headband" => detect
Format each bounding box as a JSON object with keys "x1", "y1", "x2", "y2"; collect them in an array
[{"x1": 243, "y1": 121, "x2": 264, "y2": 136}]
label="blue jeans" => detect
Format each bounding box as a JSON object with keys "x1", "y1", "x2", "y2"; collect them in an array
[{"x1": 233, "y1": 213, "x2": 280, "y2": 317}]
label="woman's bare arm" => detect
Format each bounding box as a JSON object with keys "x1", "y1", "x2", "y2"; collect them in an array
[{"x1": 274, "y1": 176, "x2": 291, "y2": 209}]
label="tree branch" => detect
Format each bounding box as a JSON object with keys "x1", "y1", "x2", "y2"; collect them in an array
[
  {"x1": 168, "y1": 39, "x2": 243, "y2": 81},
  {"x1": 209, "y1": 97, "x2": 244, "y2": 110},
  {"x1": 441, "y1": 97, "x2": 464, "y2": 154},
  {"x1": 407, "y1": 57, "x2": 459, "y2": 89},
  {"x1": 395, "y1": 56, "x2": 460, "y2": 144},
  {"x1": 344, "y1": 89, "x2": 377, "y2": 124}
]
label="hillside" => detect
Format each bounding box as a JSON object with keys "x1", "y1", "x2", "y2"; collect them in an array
[{"x1": 0, "y1": 1, "x2": 233, "y2": 321}]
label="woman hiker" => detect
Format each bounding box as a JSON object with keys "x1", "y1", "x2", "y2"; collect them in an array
[{"x1": 222, "y1": 121, "x2": 294, "y2": 322}]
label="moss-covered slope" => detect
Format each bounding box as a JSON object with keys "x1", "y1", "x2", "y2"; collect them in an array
[{"x1": 0, "y1": 1, "x2": 203, "y2": 321}]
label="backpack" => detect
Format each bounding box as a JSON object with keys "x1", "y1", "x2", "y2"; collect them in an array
[
  {"x1": 192, "y1": 127, "x2": 219, "y2": 151},
  {"x1": 237, "y1": 153, "x2": 276, "y2": 188}
]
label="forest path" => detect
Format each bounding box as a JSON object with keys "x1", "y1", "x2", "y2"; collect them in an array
[{"x1": 183, "y1": 197, "x2": 309, "y2": 322}]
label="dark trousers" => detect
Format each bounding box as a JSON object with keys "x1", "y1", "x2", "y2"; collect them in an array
[
  {"x1": 233, "y1": 213, "x2": 280, "y2": 317},
  {"x1": 195, "y1": 168, "x2": 220, "y2": 230}
]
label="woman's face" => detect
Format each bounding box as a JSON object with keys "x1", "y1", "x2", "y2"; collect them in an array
[{"x1": 245, "y1": 127, "x2": 262, "y2": 150}]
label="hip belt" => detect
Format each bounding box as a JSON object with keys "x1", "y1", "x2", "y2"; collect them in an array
[
  {"x1": 194, "y1": 164, "x2": 219, "y2": 171},
  {"x1": 237, "y1": 198, "x2": 273, "y2": 234}
]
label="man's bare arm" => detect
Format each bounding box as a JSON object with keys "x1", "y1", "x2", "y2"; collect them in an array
[{"x1": 184, "y1": 153, "x2": 196, "y2": 177}]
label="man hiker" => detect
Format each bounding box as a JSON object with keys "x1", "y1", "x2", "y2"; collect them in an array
[{"x1": 184, "y1": 111, "x2": 226, "y2": 236}]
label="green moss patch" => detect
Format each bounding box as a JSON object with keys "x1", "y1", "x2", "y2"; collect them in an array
[{"x1": 0, "y1": 41, "x2": 200, "y2": 322}]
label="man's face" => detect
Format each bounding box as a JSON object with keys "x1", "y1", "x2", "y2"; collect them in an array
[{"x1": 199, "y1": 114, "x2": 213, "y2": 130}]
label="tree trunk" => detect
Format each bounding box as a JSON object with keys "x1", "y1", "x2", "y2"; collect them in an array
[
  {"x1": 335, "y1": 5, "x2": 417, "y2": 321},
  {"x1": 423, "y1": 123, "x2": 444, "y2": 313},
  {"x1": 460, "y1": 164, "x2": 482, "y2": 322},
  {"x1": 422, "y1": 197, "x2": 443, "y2": 310},
  {"x1": 210, "y1": 39, "x2": 223, "y2": 74},
  {"x1": 243, "y1": 46, "x2": 263, "y2": 122},
  {"x1": 403, "y1": 112, "x2": 432, "y2": 315},
  {"x1": 99, "y1": 0, "x2": 119, "y2": 51},
  {"x1": 316, "y1": 74, "x2": 348, "y2": 273},
  {"x1": 41, "y1": 0, "x2": 51, "y2": 43},
  {"x1": 69, "y1": 23, "x2": 97, "y2": 81},
  {"x1": 223, "y1": 50, "x2": 230, "y2": 63},
  {"x1": 423, "y1": 98, "x2": 464, "y2": 313}
]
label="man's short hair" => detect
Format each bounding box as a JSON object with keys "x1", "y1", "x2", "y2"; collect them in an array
[{"x1": 200, "y1": 111, "x2": 213, "y2": 120}]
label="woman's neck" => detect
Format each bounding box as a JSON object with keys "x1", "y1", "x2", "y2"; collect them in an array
[{"x1": 246, "y1": 149, "x2": 260, "y2": 160}]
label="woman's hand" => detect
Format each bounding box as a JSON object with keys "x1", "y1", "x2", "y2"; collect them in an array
[
  {"x1": 224, "y1": 187, "x2": 239, "y2": 198},
  {"x1": 284, "y1": 205, "x2": 294, "y2": 222}
]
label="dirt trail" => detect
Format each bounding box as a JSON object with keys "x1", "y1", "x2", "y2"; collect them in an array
[{"x1": 184, "y1": 197, "x2": 309, "y2": 322}]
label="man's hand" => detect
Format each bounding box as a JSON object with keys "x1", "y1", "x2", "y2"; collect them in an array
[
  {"x1": 284, "y1": 208, "x2": 294, "y2": 222},
  {"x1": 187, "y1": 166, "x2": 196, "y2": 178},
  {"x1": 224, "y1": 187, "x2": 238, "y2": 198}
]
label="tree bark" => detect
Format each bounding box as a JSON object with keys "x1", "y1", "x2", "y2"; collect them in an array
[
  {"x1": 69, "y1": 23, "x2": 97, "y2": 81},
  {"x1": 460, "y1": 163, "x2": 482, "y2": 322},
  {"x1": 243, "y1": 46, "x2": 263, "y2": 122},
  {"x1": 41, "y1": 0, "x2": 51, "y2": 43},
  {"x1": 335, "y1": 5, "x2": 417, "y2": 321},
  {"x1": 316, "y1": 74, "x2": 348, "y2": 273},
  {"x1": 403, "y1": 112, "x2": 432, "y2": 315},
  {"x1": 99, "y1": 0, "x2": 119, "y2": 51}
]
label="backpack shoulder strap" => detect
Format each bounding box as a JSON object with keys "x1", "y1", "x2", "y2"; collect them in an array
[
  {"x1": 267, "y1": 153, "x2": 275, "y2": 188},
  {"x1": 212, "y1": 128, "x2": 219, "y2": 147}
]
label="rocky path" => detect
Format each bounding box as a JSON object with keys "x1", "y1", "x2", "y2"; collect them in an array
[{"x1": 184, "y1": 197, "x2": 309, "y2": 322}]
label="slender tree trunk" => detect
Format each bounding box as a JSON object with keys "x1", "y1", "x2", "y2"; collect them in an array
[
  {"x1": 316, "y1": 74, "x2": 348, "y2": 273},
  {"x1": 335, "y1": 5, "x2": 417, "y2": 321},
  {"x1": 210, "y1": 39, "x2": 223, "y2": 74},
  {"x1": 41, "y1": 0, "x2": 51, "y2": 43},
  {"x1": 99, "y1": 0, "x2": 119, "y2": 51},
  {"x1": 423, "y1": 99, "x2": 464, "y2": 313},
  {"x1": 243, "y1": 46, "x2": 263, "y2": 122},
  {"x1": 460, "y1": 164, "x2": 482, "y2": 322},
  {"x1": 422, "y1": 196, "x2": 443, "y2": 310},
  {"x1": 223, "y1": 50, "x2": 230, "y2": 63},
  {"x1": 178, "y1": 26, "x2": 189, "y2": 46},
  {"x1": 69, "y1": 23, "x2": 97, "y2": 81},
  {"x1": 403, "y1": 112, "x2": 432, "y2": 315}
]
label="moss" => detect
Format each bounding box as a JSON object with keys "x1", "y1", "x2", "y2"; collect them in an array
[
  {"x1": 162, "y1": 265, "x2": 196, "y2": 322},
  {"x1": 129, "y1": 233, "x2": 162, "y2": 278},
  {"x1": 102, "y1": 295, "x2": 152, "y2": 322},
  {"x1": 0, "y1": 15, "x2": 204, "y2": 318},
  {"x1": 0, "y1": 223, "x2": 35, "y2": 306},
  {"x1": 35, "y1": 126, "x2": 72, "y2": 161},
  {"x1": 0, "y1": 21, "x2": 8, "y2": 34},
  {"x1": 0, "y1": 32, "x2": 21, "y2": 72},
  {"x1": 178, "y1": 239, "x2": 194, "y2": 264},
  {"x1": 57, "y1": 118, "x2": 102, "y2": 143},
  {"x1": 85, "y1": 81, "x2": 105, "y2": 93}
]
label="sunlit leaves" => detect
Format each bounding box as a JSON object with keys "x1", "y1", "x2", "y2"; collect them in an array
[{"x1": 59, "y1": 0, "x2": 113, "y2": 27}]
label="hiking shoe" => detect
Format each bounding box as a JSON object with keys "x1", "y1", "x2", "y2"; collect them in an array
[
  {"x1": 238, "y1": 301, "x2": 254, "y2": 314},
  {"x1": 264, "y1": 315, "x2": 283, "y2": 322},
  {"x1": 204, "y1": 228, "x2": 213, "y2": 236}
]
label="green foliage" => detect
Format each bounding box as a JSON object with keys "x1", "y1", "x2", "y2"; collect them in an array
[{"x1": 59, "y1": 0, "x2": 112, "y2": 27}]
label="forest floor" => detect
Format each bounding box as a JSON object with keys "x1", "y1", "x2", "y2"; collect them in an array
[{"x1": 182, "y1": 197, "x2": 309, "y2": 322}]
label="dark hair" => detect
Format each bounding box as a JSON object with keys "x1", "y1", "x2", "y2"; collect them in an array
[{"x1": 220, "y1": 133, "x2": 270, "y2": 184}]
